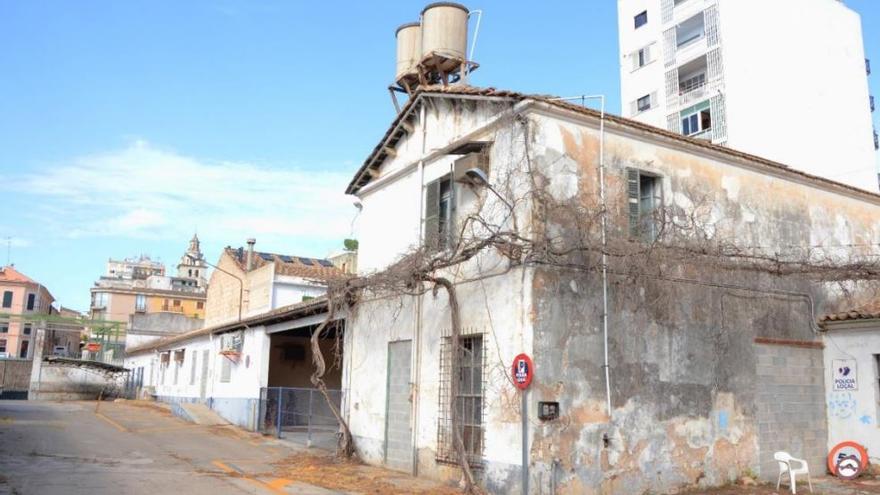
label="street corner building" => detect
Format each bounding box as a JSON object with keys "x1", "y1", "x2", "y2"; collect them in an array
[{"x1": 337, "y1": 83, "x2": 880, "y2": 494}]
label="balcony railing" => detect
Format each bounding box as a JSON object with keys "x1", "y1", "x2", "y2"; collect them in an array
[{"x1": 160, "y1": 305, "x2": 184, "y2": 313}]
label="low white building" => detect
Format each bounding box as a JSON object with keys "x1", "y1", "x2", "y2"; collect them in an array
[
  {"x1": 124, "y1": 299, "x2": 341, "y2": 430},
  {"x1": 820, "y1": 304, "x2": 880, "y2": 465}
]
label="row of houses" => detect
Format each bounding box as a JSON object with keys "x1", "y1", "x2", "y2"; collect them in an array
[{"x1": 123, "y1": 83, "x2": 880, "y2": 494}]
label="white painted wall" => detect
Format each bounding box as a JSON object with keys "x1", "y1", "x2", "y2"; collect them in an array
[
  {"x1": 720, "y1": 0, "x2": 877, "y2": 191},
  {"x1": 618, "y1": 0, "x2": 878, "y2": 191},
  {"x1": 618, "y1": 0, "x2": 666, "y2": 128},
  {"x1": 822, "y1": 324, "x2": 880, "y2": 456},
  {"x1": 271, "y1": 276, "x2": 328, "y2": 308}
]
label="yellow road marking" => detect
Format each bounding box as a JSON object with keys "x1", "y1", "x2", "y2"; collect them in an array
[
  {"x1": 211, "y1": 460, "x2": 287, "y2": 494},
  {"x1": 94, "y1": 412, "x2": 128, "y2": 432},
  {"x1": 266, "y1": 478, "x2": 292, "y2": 490}
]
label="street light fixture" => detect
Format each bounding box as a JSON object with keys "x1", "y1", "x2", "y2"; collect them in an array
[{"x1": 463, "y1": 168, "x2": 514, "y2": 211}]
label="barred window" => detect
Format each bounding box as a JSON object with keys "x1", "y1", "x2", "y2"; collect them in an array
[{"x1": 437, "y1": 333, "x2": 485, "y2": 467}]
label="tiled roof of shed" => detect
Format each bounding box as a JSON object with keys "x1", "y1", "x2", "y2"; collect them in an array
[
  {"x1": 225, "y1": 247, "x2": 343, "y2": 282},
  {"x1": 820, "y1": 302, "x2": 880, "y2": 326}
]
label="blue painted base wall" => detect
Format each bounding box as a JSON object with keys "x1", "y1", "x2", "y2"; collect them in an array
[{"x1": 154, "y1": 395, "x2": 259, "y2": 431}]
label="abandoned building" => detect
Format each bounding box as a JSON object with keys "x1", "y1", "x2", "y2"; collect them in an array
[{"x1": 336, "y1": 80, "x2": 880, "y2": 494}]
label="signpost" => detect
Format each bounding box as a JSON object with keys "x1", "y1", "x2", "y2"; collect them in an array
[{"x1": 512, "y1": 353, "x2": 533, "y2": 495}]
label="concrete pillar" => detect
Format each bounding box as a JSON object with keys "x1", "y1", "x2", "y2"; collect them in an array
[{"x1": 27, "y1": 323, "x2": 47, "y2": 400}]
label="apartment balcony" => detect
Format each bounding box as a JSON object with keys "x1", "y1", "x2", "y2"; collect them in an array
[
  {"x1": 669, "y1": 0, "x2": 716, "y2": 27},
  {"x1": 160, "y1": 305, "x2": 184, "y2": 313}
]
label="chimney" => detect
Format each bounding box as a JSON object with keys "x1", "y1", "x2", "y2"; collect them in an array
[{"x1": 246, "y1": 238, "x2": 256, "y2": 271}]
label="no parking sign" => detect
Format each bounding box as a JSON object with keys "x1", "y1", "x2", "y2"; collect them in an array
[{"x1": 512, "y1": 353, "x2": 533, "y2": 390}]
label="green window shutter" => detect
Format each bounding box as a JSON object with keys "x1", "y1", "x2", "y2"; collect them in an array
[
  {"x1": 424, "y1": 178, "x2": 441, "y2": 250},
  {"x1": 627, "y1": 168, "x2": 641, "y2": 237},
  {"x1": 446, "y1": 175, "x2": 457, "y2": 249}
]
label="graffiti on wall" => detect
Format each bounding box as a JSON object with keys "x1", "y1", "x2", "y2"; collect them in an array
[{"x1": 828, "y1": 392, "x2": 857, "y2": 420}]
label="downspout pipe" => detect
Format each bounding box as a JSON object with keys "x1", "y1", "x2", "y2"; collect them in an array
[{"x1": 411, "y1": 102, "x2": 428, "y2": 476}]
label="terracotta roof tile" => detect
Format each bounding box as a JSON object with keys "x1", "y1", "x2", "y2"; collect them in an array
[
  {"x1": 225, "y1": 248, "x2": 343, "y2": 282},
  {"x1": 345, "y1": 85, "x2": 880, "y2": 202},
  {"x1": 0, "y1": 265, "x2": 37, "y2": 284},
  {"x1": 820, "y1": 301, "x2": 880, "y2": 326}
]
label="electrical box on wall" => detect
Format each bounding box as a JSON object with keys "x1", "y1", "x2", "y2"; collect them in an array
[{"x1": 538, "y1": 401, "x2": 559, "y2": 421}]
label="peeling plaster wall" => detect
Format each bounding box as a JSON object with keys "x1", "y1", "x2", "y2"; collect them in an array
[
  {"x1": 345, "y1": 97, "x2": 880, "y2": 494},
  {"x1": 526, "y1": 108, "x2": 879, "y2": 493}
]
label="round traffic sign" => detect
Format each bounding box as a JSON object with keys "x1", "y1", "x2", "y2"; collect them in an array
[
  {"x1": 512, "y1": 353, "x2": 533, "y2": 390},
  {"x1": 828, "y1": 441, "x2": 869, "y2": 476}
]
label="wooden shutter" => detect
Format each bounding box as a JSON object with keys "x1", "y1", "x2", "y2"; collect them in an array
[
  {"x1": 627, "y1": 169, "x2": 641, "y2": 237},
  {"x1": 424, "y1": 178, "x2": 441, "y2": 250},
  {"x1": 446, "y1": 175, "x2": 457, "y2": 250}
]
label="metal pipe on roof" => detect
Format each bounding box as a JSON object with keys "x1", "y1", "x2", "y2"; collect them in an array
[{"x1": 246, "y1": 238, "x2": 256, "y2": 271}]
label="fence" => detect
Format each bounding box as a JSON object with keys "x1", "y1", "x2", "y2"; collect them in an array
[{"x1": 259, "y1": 387, "x2": 342, "y2": 450}]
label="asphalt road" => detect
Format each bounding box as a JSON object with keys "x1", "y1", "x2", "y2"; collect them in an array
[{"x1": 0, "y1": 400, "x2": 338, "y2": 495}]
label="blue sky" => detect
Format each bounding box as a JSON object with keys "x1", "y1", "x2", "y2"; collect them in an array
[{"x1": 1, "y1": 0, "x2": 879, "y2": 312}]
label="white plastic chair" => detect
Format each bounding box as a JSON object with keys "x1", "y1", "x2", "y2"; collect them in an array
[{"x1": 775, "y1": 451, "x2": 812, "y2": 494}]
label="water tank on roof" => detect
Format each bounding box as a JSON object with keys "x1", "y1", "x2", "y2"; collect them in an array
[
  {"x1": 420, "y1": 2, "x2": 469, "y2": 62},
  {"x1": 395, "y1": 22, "x2": 421, "y2": 83}
]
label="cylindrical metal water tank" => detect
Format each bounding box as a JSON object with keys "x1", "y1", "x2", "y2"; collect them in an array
[
  {"x1": 420, "y1": 2, "x2": 469, "y2": 61},
  {"x1": 395, "y1": 22, "x2": 422, "y2": 81}
]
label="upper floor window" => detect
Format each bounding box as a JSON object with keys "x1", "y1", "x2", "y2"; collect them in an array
[
  {"x1": 23, "y1": 324, "x2": 31, "y2": 336},
  {"x1": 136, "y1": 294, "x2": 146, "y2": 312},
  {"x1": 637, "y1": 94, "x2": 653, "y2": 113},
  {"x1": 627, "y1": 169, "x2": 663, "y2": 241},
  {"x1": 26, "y1": 293, "x2": 36, "y2": 311},
  {"x1": 424, "y1": 174, "x2": 455, "y2": 251},
  {"x1": 93, "y1": 292, "x2": 108, "y2": 308},
  {"x1": 632, "y1": 45, "x2": 653, "y2": 71},
  {"x1": 2, "y1": 291, "x2": 12, "y2": 309},
  {"x1": 681, "y1": 107, "x2": 712, "y2": 136},
  {"x1": 634, "y1": 10, "x2": 648, "y2": 29}
]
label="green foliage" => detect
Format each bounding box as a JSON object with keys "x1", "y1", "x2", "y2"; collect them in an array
[{"x1": 343, "y1": 238, "x2": 359, "y2": 251}]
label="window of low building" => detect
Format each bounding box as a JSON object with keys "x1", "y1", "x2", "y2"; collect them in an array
[
  {"x1": 19, "y1": 340, "x2": 28, "y2": 359},
  {"x1": 2, "y1": 291, "x2": 12, "y2": 309},
  {"x1": 23, "y1": 324, "x2": 31, "y2": 336},
  {"x1": 627, "y1": 168, "x2": 663, "y2": 241},
  {"x1": 424, "y1": 174, "x2": 456, "y2": 251},
  {"x1": 190, "y1": 352, "x2": 198, "y2": 386},
  {"x1": 26, "y1": 293, "x2": 35, "y2": 311},
  {"x1": 196, "y1": 301, "x2": 204, "y2": 310},
  {"x1": 0, "y1": 339, "x2": 6, "y2": 354},
  {"x1": 135, "y1": 294, "x2": 146, "y2": 312},
  {"x1": 220, "y1": 357, "x2": 232, "y2": 383},
  {"x1": 0, "y1": 325, "x2": 7, "y2": 333},
  {"x1": 437, "y1": 333, "x2": 485, "y2": 467}
]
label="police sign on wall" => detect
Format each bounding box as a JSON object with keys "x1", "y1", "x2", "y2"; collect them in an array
[{"x1": 832, "y1": 359, "x2": 858, "y2": 391}]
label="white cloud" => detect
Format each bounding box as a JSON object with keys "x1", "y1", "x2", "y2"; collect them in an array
[{"x1": 13, "y1": 141, "x2": 357, "y2": 248}]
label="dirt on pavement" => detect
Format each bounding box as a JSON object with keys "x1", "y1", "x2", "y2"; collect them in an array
[{"x1": 270, "y1": 453, "x2": 463, "y2": 494}]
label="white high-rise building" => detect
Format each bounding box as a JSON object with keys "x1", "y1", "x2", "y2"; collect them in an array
[{"x1": 617, "y1": 0, "x2": 878, "y2": 191}]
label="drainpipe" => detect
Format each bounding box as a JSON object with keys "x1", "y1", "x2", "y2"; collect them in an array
[
  {"x1": 595, "y1": 96, "x2": 612, "y2": 420},
  {"x1": 246, "y1": 238, "x2": 256, "y2": 271},
  {"x1": 410, "y1": 102, "x2": 428, "y2": 476}
]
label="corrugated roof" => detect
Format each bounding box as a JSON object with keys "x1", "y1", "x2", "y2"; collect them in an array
[
  {"x1": 345, "y1": 85, "x2": 880, "y2": 202},
  {"x1": 125, "y1": 296, "x2": 330, "y2": 355}
]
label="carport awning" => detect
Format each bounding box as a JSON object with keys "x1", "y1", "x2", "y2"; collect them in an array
[{"x1": 265, "y1": 312, "x2": 337, "y2": 334}]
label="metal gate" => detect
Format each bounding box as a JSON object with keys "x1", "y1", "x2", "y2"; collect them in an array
[
  {"x1": 385, "y1": 340, "x2": 413, "y2": 471},
  {"x1": 259, "y1": 387, "x2": 342, "y2": 450}
]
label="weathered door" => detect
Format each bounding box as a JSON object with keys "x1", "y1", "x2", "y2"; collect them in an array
[
  {"x1": 199, "y1": 349, "x2": 210, "y2": 400},
  {"x1": 385, "y1": 340, "x2": 413, "y2": 472}
]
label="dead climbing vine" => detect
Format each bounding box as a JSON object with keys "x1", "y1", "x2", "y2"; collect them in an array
[{"x1": 307, "y1": 110, "x2": 880, "y2": 494}]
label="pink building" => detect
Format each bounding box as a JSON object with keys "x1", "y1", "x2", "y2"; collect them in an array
[{"x1": 0, "y1": 266, "x2": 55, "y2": 359}]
